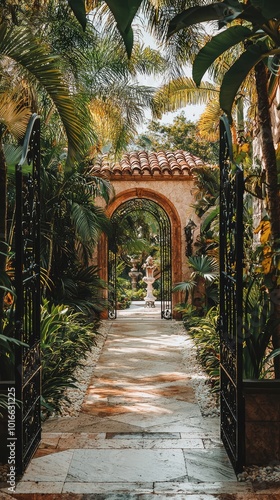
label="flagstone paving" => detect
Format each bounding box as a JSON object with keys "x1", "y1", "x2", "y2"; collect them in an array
[{"x1": 1, "y1": 318, "x2": 280, "y2": 499}]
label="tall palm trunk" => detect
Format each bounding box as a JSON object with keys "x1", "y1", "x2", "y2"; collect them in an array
[
  {"x1": 254, "y1": 61, "x2": 280, "y2": 378},
  {"x1": 0, "y1": 139, "x2": 7, "y2": 330}
]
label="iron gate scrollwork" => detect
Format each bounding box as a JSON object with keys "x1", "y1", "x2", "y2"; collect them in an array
[
  {"x1": 108, "y1": 247, "x2": 117, "y2": 319},
  {"x1": 108, "y1": 198, "x2": 172, "y2": 319},
  {"x1": 15, "y1": 114, "x2": 41, "y2": 475},
  {"x1": 219, "y1": 116, "x2": 245, "y2": 474}
]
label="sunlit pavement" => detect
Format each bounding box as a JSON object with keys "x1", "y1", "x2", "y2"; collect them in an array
[
  {"x1": 117, "y1": 300, "x2": 162, "y2": 319},
  {"x1": 2, "y1": 307, "x2": 280, "y2": 499}
]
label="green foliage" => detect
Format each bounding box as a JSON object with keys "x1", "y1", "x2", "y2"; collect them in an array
[
  {"x1": 67, "y1": 0, "x2": 87, "y2": 30},
  {"x1": 191, "y1": 165, "x2": 220, "y2": 217},
  {"x1": 41, "y1": 164, "x2": 111, "y2": 316},
  {"x1": 167, "y1": 0, "x2": 280, "y2": 120},
  {"x1": 188, "y1": 254, "x2": 219, "y2": 282},
  {"x1": 0, "y1": 394, "x2": 20, "y2": 419},
  {"x1": 102, "y1": 0, "x2": 142, "y2": 56},
  {"x1": 0, "y1": 271, "x2": 28, "y2": 381},
  {"x1": 41, "y1": 299, "x2": 98, "y2": 417},
  {"x1": 68, "y1": 0, "x2": 143, "y2": 56},
  {"x1": 168, "y1": 2, "x2": 242, "y2": 38},
  {"x1": 177, "y1": 254, "x2": 219, "y2": 309},
  {"x1": 0, "y1": 22, "x2": 90, "y2": 164},
  {"x1": 193, "y1": 26, "x2": 252, "y2": 87},
  {"x1": 173, "y1": 280, "x2": 197, "y2": 303},
  {"x1": 190, "y1": 165, "x2": 220, "y2": 259},
  {"x1": 109, "y1": 208, "x2": 161, "y2": 309},
  {"x1": 243, "y1": 275, "x2": 280, "y2": 379},
  {"x1": 132, "y1": 113, "x2": 219, "y2": 164},
  {"x1": 187, "y1": 307, "x2": 220, "y2": 390},
  {"x1": 116, "y1": 273, "x2": 132, "y2": 310},
  {"x1": 109, "y1": 209, "x2": 159, "y2": 257},
  {"x1": 126, "y1": 288, "x2": 146, "y2": 301},
  {"x1": 51, "y1": 265, "x2": 107, "y2": 316},
  {"x1": 174, "y1": 164, "x2": 219, "y2": 313},
  {"x1": 180, "y1": 303, "x2": 203, "y2": 329}
]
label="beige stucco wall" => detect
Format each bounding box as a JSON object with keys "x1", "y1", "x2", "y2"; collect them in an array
[
  {"x1": 109, "y1": 176, "x2": 200, "y2": 280},
  {"x1": 94, "y1": 174, "x2": 200, "y2": 287}
]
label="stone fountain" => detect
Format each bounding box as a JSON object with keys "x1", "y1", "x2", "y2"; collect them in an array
[
  {"x1": 142, "y1": 255, "x2": 156, "y2": 308},
  {"x1": 128, "y1": 257, "x2": 142, "y2": 290}
]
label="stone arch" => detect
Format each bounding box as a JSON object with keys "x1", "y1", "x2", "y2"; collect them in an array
[{"x1": 98, "y1": 188, "x2": 182, "y2": 318}]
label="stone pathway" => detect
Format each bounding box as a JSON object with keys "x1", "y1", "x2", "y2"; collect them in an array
[{"x1": 1, "y1": 318, "x2": 280, "y2": 499}]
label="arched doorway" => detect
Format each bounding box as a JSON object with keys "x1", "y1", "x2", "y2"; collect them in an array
[
  {"x1": 98, "y1": 188, "x2": 182, "y2": 319},
  {"x1": 109, "y1": 198, "x2": 171, "y2": 319}
]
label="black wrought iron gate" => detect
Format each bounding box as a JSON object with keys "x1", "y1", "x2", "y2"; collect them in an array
[
  {"x1": 108, "y1": 198, "x2": 172, "y2": 319},
  {"x1": 15, "y1": 114, "x2": 41, "y2": 475},
  {"x1": 219, "y1": 116, "x2": 245, "y2": 474}
]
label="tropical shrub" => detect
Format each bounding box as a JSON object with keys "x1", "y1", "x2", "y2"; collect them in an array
[
  {"x1": 243, "y1": 275, "x2": 280, "y2": 379},
  {"x1": 40, "y1": 299, "x2": 98, "y2": 417},
  {"x1": 0, "y1": 268, "x2": 30, "y2": 381},
  {"x1": 173, "y1": 254, "x2": 219, "y2": 312},
  {"x1": 49, "y1": 264, "x2": 107, "y2": 317},
  {"x1": 187, "y1": 307, "x2": 220, "y2": 391},
  {"x1": 180, "y1": 303, "x2": 203, "y2": 330},
  {"x1": 126, "y1": 288, "x2": 146, "y2": 301},
  {"x1": 165, "y1": 0, "x2": 280, "y2": 377}
]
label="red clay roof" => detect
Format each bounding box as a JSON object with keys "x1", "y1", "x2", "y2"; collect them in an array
[{"x1": 89, "y1": 150, "x2": 204, "y2": 178}]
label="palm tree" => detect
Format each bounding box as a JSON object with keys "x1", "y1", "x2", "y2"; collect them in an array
[
  {"x1": 173, "y1": 255, "x2": 218, "y2": 310},
  {"x1": 37, "y1": 3, "x2": 168, "y2": 155},
  {"x1": 41, "y1": 163, "x2": 112, "y2": 279},
  {"x1": 164, "y1": 1, "x2": 280, "y2": 377},
  {"x1": 78, "y1": 29, "x2": 167, "y2": 155},
  {"x1": 0, "y1": 81, "x2": 32, "y2": 294},
  {"x1": 0, "y1": 21, "x2": 92, "y2": 323}
]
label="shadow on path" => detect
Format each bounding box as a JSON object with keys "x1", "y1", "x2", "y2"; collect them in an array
[{"x1": 2, "y1": 318, "x2": 278, "y2": 498}]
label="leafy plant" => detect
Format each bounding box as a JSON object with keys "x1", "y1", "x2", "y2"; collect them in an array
[
  {"x1": 40, "y1": 299, "x2": 98, "y2": 417},
  {"x1": 173, "y1": 279, "x2": 197, "y2": 304},
  {"x1": 166, "y1": 1, "x2": 280, "y2": 117},
  {"x1": 0, "y1": 268, "x2": 31, "y2": 380},
  {"x1": 50, "y1": 265, "x2": 107, "y2": 317},
  {"x1": 174, "y1": 255, "x2": 219, "y2": 310},
  {"x1": 68, "y1": 0, "x2": 143, "y2": 57},
  {"x1": 188, "y1": 306, "x2": 220, "y2": 390},
  {"x1": 188, "y1": 254, "x2": 219, "y2": 282},
  {"x1": 165, "y1": 0, "x2": 280, "y2": 376},
  {"x1": 180, "y1": 303, "x2": 203, "y2": 329},
  {"x1": 243, "y1": 276, "x2": 280, "y2": 379}
]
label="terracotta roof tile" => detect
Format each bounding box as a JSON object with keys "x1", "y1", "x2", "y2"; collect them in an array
[{"x1": 91, "y1": 150, "x2": 204, "y2": 177}]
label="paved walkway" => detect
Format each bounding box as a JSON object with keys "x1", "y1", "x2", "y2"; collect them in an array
[{"x1": 2, "y1": 317, "x2": 279, "y2": 499}]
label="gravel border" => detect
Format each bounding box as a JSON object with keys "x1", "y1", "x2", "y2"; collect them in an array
[{"x1": 174, "y1": 321, "x2": 220, "y2": 418}]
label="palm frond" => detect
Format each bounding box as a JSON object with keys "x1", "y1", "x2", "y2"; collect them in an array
[
  {"x1": 152, "y1": 77, "x2": 219, "y2": 119},
  {"x1": 130, "y1": 44, "x2": 167, "y2": 76},
  {"x1": 0, "y1": 87, "x2": 31, "y2": 138},
  {"x1": 70, "y1": 201, "x2": 110, "y2": 244},
  {"x1": 173, "y1": 280, "x2": 196, "y2": 293},
  {"x1": 89, "y1": 83, "x2": 155, "y2": 153},
  {"x1": 188, "y1": 255, "x2": 219, "y2": 282},
  {"x1": 0, "y1": 23, "x2": 90, "y2": 162},
  {"x1": 197, "y1": 99, "x2": 222, "y2": 141}
]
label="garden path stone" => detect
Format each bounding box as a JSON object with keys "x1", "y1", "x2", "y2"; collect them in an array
[{"x1": 1, "y1": 317, "x2": 279, "y2": 499}]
